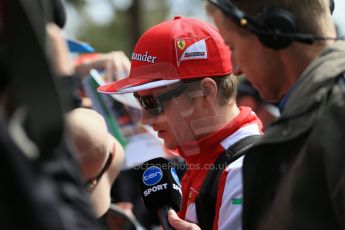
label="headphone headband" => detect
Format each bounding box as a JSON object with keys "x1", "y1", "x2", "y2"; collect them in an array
[{"x1": 207, "y1": 0, "x2": 338, "y2": 50}]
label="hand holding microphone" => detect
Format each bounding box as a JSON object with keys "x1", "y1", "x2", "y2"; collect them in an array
[
  {"x1": 137, "y1": 157, "x2": 182, "y2": 230},
  {"x1": 168, "y1": 210, "x2": 201, "y2": 230}
]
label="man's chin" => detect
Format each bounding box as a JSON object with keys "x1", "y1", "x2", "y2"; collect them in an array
[{"x1": 163, "y1": 140, "x2": 178, "y2": 151}]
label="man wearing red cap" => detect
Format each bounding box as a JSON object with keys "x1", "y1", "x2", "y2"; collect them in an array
[{"x1": 98, "y1": 16, "x2": 263, "y2": 230}]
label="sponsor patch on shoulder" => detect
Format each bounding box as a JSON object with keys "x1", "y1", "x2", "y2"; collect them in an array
[{"x1": 175, "y1": 38, "x2": 208, "y2": 65}]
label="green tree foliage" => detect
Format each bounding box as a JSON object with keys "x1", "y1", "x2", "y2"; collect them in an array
[
  {"x1": 76, "y1": 12, "x2": 133, "y2": 55},
  {"x1": 64, "y1": 0, "x2": 86, "y2": 9},
  {"x1": 67, "y1": 0, "x2": 169, "y2": 55}
]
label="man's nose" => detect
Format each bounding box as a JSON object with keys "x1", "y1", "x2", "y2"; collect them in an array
[
  {"x1": 140, "y1": 109, "x2": 154, "y2": 125},
  {"x1": 233, "y1": 64, "x2": 243, "y2": 75},
  {"x1": 231, "y1": 54, "x2": 243, "y2": 75},
  {"x1": 140, "y1": 109, "x2": 166, "y2": 126}
]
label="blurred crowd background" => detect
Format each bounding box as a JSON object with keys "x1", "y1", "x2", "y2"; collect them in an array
[{"x1": 63, "y1": 0, "x2": 345, "y2": 57}]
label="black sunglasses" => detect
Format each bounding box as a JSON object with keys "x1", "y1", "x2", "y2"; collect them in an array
[
  {"x1": 133, "y1": 83, "x2": 188, "y2": 116},
  {"x1": 86, "y1": 152, "x2": 113, "y2": 190}
]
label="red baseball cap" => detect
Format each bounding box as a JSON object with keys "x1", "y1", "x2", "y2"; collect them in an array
[{"x1": 98, "y1": 16, "x2": 232, "y2": 94}]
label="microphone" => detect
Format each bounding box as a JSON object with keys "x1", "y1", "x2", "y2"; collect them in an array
[{"x1": 137, "y1": 157, "x2": 182, "y2": 230}]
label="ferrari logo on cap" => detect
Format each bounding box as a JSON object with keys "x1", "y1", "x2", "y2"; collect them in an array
[
  {"x1": 175, "y1": 38, "x2": 208, "y2": 65},
  {"x1": 177, "y1": 40, "x2": 185, "y2": 50}
]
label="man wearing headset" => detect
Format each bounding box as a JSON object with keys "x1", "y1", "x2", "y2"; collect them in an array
[{"x1": 205, "y1": 0, "x2": 345, "y2": 230}]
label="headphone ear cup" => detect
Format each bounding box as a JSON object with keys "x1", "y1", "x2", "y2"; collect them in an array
[{"x1": 257, "y1": 8, "x2": 297, "y2": 50}]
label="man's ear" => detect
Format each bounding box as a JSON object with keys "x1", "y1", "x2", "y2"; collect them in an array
[{"x1": 200, "y1": 78, "x2": 217, "y2": 102}]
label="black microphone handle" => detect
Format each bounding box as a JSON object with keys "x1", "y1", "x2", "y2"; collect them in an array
[{"x1": 157, "y1": 206, "x2": 173, "y2": 230}]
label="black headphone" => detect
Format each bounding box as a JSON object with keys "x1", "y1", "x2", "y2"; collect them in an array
[{"x1": 208, "y1": 0, "x2": 338, "y2": 50}]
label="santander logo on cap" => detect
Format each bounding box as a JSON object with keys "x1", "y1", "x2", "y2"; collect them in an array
[
  {"x1": 131, "y1": 51, "x2": 157, "y2": 64},
  {"x1": 175, "y1": 38, "x2": 208, "y2": 65}
]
